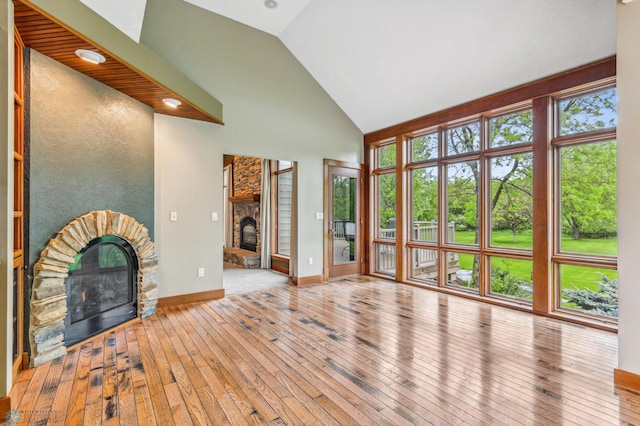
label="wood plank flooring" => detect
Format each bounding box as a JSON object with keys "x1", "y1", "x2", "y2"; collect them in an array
[{"x1": 10, "y1": 276, "x2": 640, "y2": 425}]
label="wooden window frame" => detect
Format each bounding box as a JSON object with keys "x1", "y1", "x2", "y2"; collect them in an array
[
  {"x1": 364, "y1": 56, "x2": 617, "y2": 331},
  {"x1": 13, "y1": 26, "x2": 27, "y2": 378},
  {"x1": 550, "y1": 81, "x2": 617, "y2": 322},
  {"x1": 270, "y1": 161, "x2": 293, "y2": 263}
]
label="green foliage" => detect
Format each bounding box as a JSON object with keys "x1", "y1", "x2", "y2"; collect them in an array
[
  {"x1": 490, "y1": 264, "x2": 532, "y2": 298},
  {"x1": 411, "y1": 132, "x2": 438, "y2": 161},
  {"x1": 489, "y1": 109, "x2": 533, "y2": 147},
  {"x1": 333, "y1": 176, "x2": 355, "y2": 221},
  {"x1": 412, "y1": 168, "x2": 437, "y2": 222},
  {"x1": 563, "y1": 274, "x2": 618, "y2": 317},
  {"x1": 491, "y1": 153, "x2": 533, "y2": 242},
  {"x1": 375, "y1": 143, "x2": 398, "y2": 228},
  {"x1": 560, "y1": 141, "x2": 617, "y2": 239},
  {"x1": 559, "y1": 88, "x2": 617, "y2": 135},
  {"x1": 378, "y1": 173, "x2": 396, "y2": 228},
  {"x1": 447, "y1": 122, "x2": 480, "y2": 155},
  {"x1": 447, "y1": 162, "x2": 478, "y2": 231},
  {"x1": 377, "y1": 143, "x2": 396, "y2": 168}
]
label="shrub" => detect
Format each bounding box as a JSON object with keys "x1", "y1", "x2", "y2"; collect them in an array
[
  {"x1": 563, "y1": 274, "x2": 618, "y2": 317},
  {"x1": 490, "y1": 265, "x2": 532, "y2": 298}
]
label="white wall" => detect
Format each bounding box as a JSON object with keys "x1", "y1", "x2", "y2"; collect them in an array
[
  {"x1": 0, "y1": 0, "x2": 13, "y2": 397},
  {"x1": 147, "y1": 0, "x2": 363, "y2": 296},
  {"x1": 617, "y1": 1, "x2": 640, "y2": 376},
  {"x1": 154, "y1": 115, "x2": 223, "y2": 298}
]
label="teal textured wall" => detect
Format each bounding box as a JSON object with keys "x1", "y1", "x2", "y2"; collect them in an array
[{"x1": 28, "y1": 49, "x2": 154, "y2": 268}]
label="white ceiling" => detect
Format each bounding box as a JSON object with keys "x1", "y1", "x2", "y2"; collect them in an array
[
  {"x1": 81, "y1": 0, "x2": 617, "y2": 134},
  {"x1": 183, "y1": 0, "x2": 313, "y2": 36}
]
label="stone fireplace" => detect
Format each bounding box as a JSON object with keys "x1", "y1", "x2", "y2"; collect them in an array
[
  {"x1": 232, "y1": 196, "x2": 261, "y2": 253},
  {"x1": 223, "y1": 195, "x2": 261, "y2": 268},
  {"x1": 223, "y1": 155, "x2": 262, "y2": 268},
  {"x1": 240, "y1": 216, "x2": 257, "y2": 252},
  {"x1": 29, "y1": 210, "x2": 158, "y2": 367}
]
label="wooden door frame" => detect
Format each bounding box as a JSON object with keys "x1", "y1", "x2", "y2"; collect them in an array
[{"x1": 323, "y1": 159, "x2": 364, "y2": 279}]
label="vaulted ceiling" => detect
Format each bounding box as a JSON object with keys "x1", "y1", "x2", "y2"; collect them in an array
[{"x1": 76, "y1": 0, "x2": 617, "y2": 134}]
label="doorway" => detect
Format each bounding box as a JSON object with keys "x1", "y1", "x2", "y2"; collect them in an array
[
  {"x1": 222, "y1": 154, "x2": 295, "y2": 294},
  {"x1": 325, "y1": 160, "x2": 362, "y2": 278}
]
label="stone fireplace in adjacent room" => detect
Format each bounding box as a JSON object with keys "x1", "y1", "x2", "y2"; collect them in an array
[
  {"x1": 239, "y1": 216, "x2": 258, "y2": 252},
  {"x1": 224, "y1": 194, "x2": 262, "y2": 268},
  {"x1": 29, "y1": 210, "x2": 158, "y2": 366},
  {"x1": 223, "y1": 155, "x2": 263, "y2": 268}
]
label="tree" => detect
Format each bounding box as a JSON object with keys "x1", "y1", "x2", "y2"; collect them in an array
[
  {"x1": 376, "y1": 143, "x2": 397, "y2": 229},
  {"x1": 445, "y1": 113, "x2": 534, "y2": 283},
  {"x1": 489, "y1": 112, "x2": 534, "y2": 244},
  {"x1": 560, "y1": 141, "x2": 617, "y2": 240},
  {"x1": 333, "y1": 176, "x2": 354, "y2": 221},
  {"x1": 491, "y1": 153, "x2": 533, "y2": 243},
  {"x1": 559, "y1": 88, "x2": 616, "y2": 135},
  {"x1": 412, "y1": 167, "x2": 437, "y2": 222},
  {"x1": 492, "y1": 183, "x2": 532, "y2": 243},
  {"x1": 558, "y1": 88, "x2": 617, "y2": 240},
  {"x1": 379, "y1": 173, "x2": 396, "y2": 229}
]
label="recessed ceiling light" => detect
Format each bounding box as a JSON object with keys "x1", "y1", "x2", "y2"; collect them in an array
[
  {"x1": 75, "y1": 49, "x2": 106, "y2": 65},
  {"x1": 264, "y1": 0, "x2": 277, "y2": 9},
  {"x1": 621, "y1": 0, "x2": 634, "y2": 3},
  {"x1": 162, "y1": 98, "x2": 182, "y2": 108}
]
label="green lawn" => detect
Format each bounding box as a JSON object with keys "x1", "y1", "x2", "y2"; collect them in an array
[
  {"x1": 455, "y1": 229, "x2": 617, "y2": 256},
  {"x1": 453, "y1": 230, "x2": 617, "y2": 293}
]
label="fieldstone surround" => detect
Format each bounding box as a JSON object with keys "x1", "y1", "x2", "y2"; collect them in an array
[
  {"x1": 29, "y1": 210, "x2": 158, "y2": 367},
  {"x1": 232, "y1": 156, "x2": 262, "y2": 195},
  {"x1": 233, "y1": 201, "x2": 261, "y2": 253}
]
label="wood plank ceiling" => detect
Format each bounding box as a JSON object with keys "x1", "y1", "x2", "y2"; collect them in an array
[{"x1": 13, "y1": 0, "x2": 223, "y2": 124}]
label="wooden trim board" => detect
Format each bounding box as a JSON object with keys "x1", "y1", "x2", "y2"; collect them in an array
[
  {"x1": 156, "y1": 289, "x2": 225, "y2": 308},
  {"x1": 0, "y1": 396, "x2": 11, "y2": 420},
  {"x1": 292, "y1": 275, "x2": 324, "y2": 286},
  {"x1": 614, "y1": 368, "x2": 640, "y2": 392},
  {"x1": 365, "y1": 56, "x2": 615, "y2": 143}
]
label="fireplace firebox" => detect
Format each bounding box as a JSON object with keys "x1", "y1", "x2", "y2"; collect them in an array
[
  {"x1": 240, "y1": 216, "x2": 257, "y2": 252},
  {"x1": 64, "y1": 235, "x2": 138, "y2": 346},
  {"x1": 30, "y1": 210, "x2": 158, "y2": 367}
]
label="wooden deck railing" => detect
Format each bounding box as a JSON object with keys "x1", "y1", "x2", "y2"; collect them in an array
[{"x1": 376, "y1": 222, "x2": 456, "y2": 274}]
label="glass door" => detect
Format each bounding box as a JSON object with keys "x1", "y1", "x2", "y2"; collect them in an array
[{"x1": 327, "y1": 165, "x2": 361, "y2": 277}]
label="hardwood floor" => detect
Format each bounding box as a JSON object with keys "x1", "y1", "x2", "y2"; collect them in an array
[{"x1": 9, "y1": 276, "x2": 640, "y2": 425}]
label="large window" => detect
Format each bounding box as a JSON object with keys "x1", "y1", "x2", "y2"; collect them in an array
[
  {"x1": 273, "y1": 161, "x2": 293, "y2": 256},
  {"x1": 553, "y1": 87, "x2": 617, "y2": 318},
  {"x1": 372, "y1": 140, "x2": 397, "y2": 277},
  {"x1": 365, "y1": 61, "x2": 617, "y2": 327}
]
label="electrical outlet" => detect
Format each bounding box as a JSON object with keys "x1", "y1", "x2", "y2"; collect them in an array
[
  {"x1": 198, "y1": 267, "x2": 205, "y2": 277},
  {"x1": 308, "y1": 257, "x2": 313, "y2": 265}
]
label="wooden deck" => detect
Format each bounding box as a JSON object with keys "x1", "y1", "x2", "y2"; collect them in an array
[{"x1": 9, "y1": 276, "x2": 640, "y2": 425}]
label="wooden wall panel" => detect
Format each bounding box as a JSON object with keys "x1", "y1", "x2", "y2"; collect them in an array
[{"x1": 13, "y1": 1, "x2": 222, "y2": 124}]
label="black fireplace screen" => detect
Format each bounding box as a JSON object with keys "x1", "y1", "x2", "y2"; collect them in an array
[
  {"x1": 64, "y1": 235, "x2": 137, "y2": 345},
  {"x1": 240, "y1": 216, "x2": 257, "y2": 251}
]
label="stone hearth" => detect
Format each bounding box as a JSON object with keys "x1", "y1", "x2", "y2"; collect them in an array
[
  {"x1": 224, "y1": 247, "x2": 261, "y2": 269},
  {"x1": 29, "y1": 210, "x2": 158, "y2": 367}
]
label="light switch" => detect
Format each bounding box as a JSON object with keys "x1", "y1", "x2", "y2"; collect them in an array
[
  {"x1": 212, "y1": 212, "x2": 218, "y2": 221},
  {"x1": 315, "y1": 212, "x2": 323, "y2": 220},
  {"x1": 170, "y1": 211, "x2": 178, "y2": 222}
]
